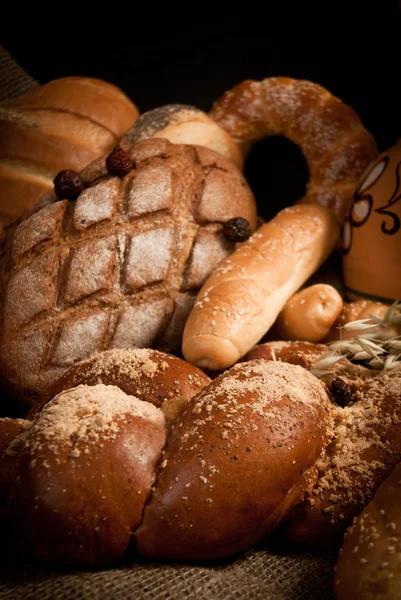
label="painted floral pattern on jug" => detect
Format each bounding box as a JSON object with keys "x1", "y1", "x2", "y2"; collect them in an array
[{"x1": 342, "y1": 142, "x2": 401, "y2": 304}]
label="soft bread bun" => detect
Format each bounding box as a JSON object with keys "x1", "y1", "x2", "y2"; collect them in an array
[
  {"x1": 0, "y1": 76, "x2": 139, "y2": 225},
  {"x1": 9, "y1": 384, "x2": 166, "y2": 566},
  {"x1": 28, "y1": 348, "x2": 211, "y2": 418},
  {"x1": 273, "y1": 284, "x2": 344, "y2": 342},
  {"x1": 335, "y1": 462, "x2": 401, "y2": 600},
  {"x1": 122, "y1": 104, "x2": 243, "y2": 169}
]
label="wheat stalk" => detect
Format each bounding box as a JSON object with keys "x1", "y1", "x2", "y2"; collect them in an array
[{"x1": 310, "y1": 300, "x2": 401, "y2": 376}]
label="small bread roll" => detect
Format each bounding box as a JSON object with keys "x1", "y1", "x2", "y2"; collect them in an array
[
  {"x1": 274, "y1": 284, "x2": 343, "y2": 342},
  {"x1": 122, "y1": 104, "x2": 243, "y2": 169}
]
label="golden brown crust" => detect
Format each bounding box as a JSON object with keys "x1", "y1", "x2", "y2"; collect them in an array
[
  {"x1": 335, "y1": 462, "x2": 401, "y2": 599},
  {"x1": 273, "y1": 284, "x2": 344, "y2": 342},
  {"x1": 182, "y1": 204, "x2": 340, "y2": 370},
  {"x1": 0, "y1": 76, "x2": 139, "y2": 222},
  {"x1": 135, "y1": 359, "x2": 331, "y2": 561},
  {"x1": 28, "y1": 348, "x2": 211, "y2": 418},
  {"x1": 122, "y1": 104, "x2": 243, "y2": 169},
  {"x1": 210, "y1": 77, "x2": 378, "y2": 223},
  {"x1": 9, "y1": 385, "x2": 166, "y2": 566}
]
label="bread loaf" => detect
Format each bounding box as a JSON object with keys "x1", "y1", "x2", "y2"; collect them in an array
[
  {"x1": 0, "y1": 76, "x2": 139, "y2": 225},
  {"x1": 182, "y1": 203, "x2": 340, "y2": 370},
  {"x1": 6, "y1": 358, "x2": 331, "y2": 566},
  {"x1": 0, "y1": 138, "x2": 257, "y2": 406}
]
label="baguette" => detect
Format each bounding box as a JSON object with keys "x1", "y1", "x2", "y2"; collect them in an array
[{"x1": 182, "y1": 203, "x2": 340, "y2": 370}]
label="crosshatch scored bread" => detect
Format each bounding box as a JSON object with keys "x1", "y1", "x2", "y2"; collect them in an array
[{"x1": 0, "y1": 138, "x2": 257, "y2": 405}]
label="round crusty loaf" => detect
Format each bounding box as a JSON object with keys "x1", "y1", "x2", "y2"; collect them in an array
[
  {"x1": 28, "y1": 348, "x2": 211, "y2": 418},
  {"x1": 0, "y1": 76, "x2": 139, "y2": 225},
  {"x1": 0, "y1": 138, "x2": 257, "y2": 406},
  {"x1": 122, "y1": 104, "x2": 243, "y2": 169},
  {"x1": 334, "y1": 462, "x2": 401, "y2": 599}
]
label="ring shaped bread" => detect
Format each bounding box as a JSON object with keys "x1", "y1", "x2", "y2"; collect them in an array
[
  {"x1": 209, "y1": 77, "x2": 378, "y2": 224},
  {"x1": 182, "y1": 78, "x2": 378, "y2": 372}
]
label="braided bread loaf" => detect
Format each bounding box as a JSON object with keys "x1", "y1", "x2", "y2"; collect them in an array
[
  {"x1": 3, "y1": 351, "x2": 331, "y2": 567},
  {"x1": 2, "y1": 343, "x2": 400, "y2": 568},
  {"x1": 0, "y1": 139, "x2": 257, "y2": 406}
]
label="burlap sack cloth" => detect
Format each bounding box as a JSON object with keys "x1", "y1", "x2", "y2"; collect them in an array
[{"x1": 0, "y1": 45, "x2": 337, "y2": 599}]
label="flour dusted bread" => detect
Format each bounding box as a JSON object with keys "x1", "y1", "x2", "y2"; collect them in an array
[
  {"x1": 7, "y1": 359, "x2": 331, "y2": 566},
  {"x1": 280, "y1": 368, "x2": 401, "y2": 545},
  {"x1": 0, "y1": 138, "x2": 257, "y2": 406},
  {"x1": 135, "y1": 359, "x2": 332, "y2": 561},
  {"x1": 244, "y1": 341, "x2": 401, "y2": 546},
  {"x1": 0, "y1": 76, "x2": 139, "y2": 225}
]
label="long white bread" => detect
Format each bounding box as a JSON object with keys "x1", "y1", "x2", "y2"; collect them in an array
[{"x1": 182, "y1": 203, "x2": 340, "y2": 370}]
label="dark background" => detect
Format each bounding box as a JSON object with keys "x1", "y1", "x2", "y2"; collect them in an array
[{"x1": 3, "y1": 4, "x2": 401, "y2": 219}]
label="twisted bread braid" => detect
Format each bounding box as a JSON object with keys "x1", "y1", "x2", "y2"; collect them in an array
[
  {"x1": 3, "y1": 343, "x2": 401, "y2": 568},
  {"x1": 3, "y1": 352, "x2": 331, "y2": 567}
]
